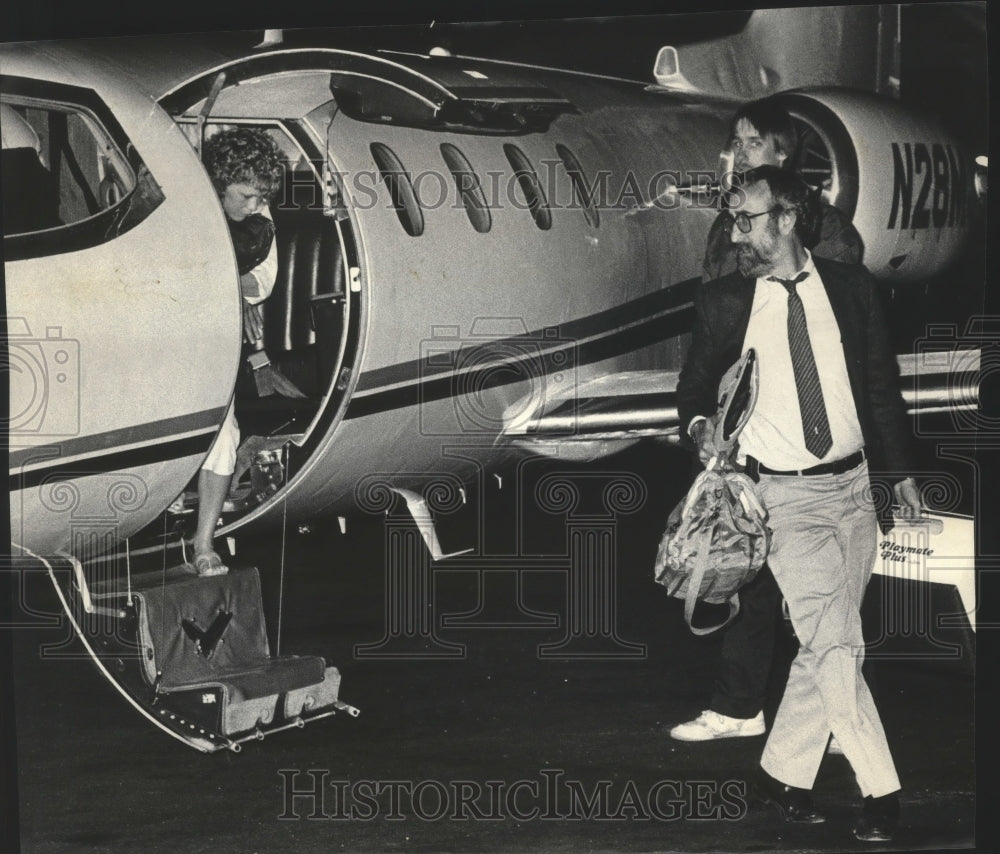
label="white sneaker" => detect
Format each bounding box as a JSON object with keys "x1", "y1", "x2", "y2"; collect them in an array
[{"x1": 669, "y1": 710, "x2": 766, "y2": 741}]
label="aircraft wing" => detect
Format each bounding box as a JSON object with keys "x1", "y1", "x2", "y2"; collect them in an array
[
  {"x1": 498, "y1": 369, "x2": 682, "y2": 461},
  {"x1": 499, "y1": 345, "x2": 981, "y2": 462}
]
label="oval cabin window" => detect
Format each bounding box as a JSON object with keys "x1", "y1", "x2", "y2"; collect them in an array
[
  {"x1": 439, "y1": 143, "x2": 491, "y2": 234},
  {"x1": 503, "y1": 143, "x2": 552, "y2": 231},
  {"x1": 370, "y1": 142, "x2": 424, "y2": 237},
  {"x1": 555, "y1": 143, "x2": 600, "y2": 229}
]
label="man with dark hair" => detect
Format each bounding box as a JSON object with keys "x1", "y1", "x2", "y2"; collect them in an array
[
  {"x1": 677, "y1": 165, "x2": 919, "y2": 842},
  {"x1": 670, "y1": 98, "x2": 863, "y2": 746}
]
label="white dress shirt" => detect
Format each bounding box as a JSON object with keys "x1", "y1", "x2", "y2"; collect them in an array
[{"x1": 738, "y1": 252, "x2": 864, "y2": 469}]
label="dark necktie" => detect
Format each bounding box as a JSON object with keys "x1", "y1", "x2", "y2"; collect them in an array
[{"x1": 768, "y1": 271, "x2": 833, "y2": 458}]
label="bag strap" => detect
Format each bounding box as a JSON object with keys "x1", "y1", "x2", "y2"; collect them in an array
[
  {"x1": 691, "y1": 595, "x2": 741, "y2": 637},
  {"x1": 682, "y1": 521, "x2": 743, "y2": 636},
  {"x1": 727, "y1": 473, "x2": 767, "y2": 519}
]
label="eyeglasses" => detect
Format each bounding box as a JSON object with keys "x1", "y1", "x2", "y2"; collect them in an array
[{"x1": 721, "y1": 207, "x2": 782, "y2": 234}]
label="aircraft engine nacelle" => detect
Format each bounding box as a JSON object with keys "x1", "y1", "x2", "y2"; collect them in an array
[{"x1": 774, "y1": 89, "x2": 975, "y2": 282}]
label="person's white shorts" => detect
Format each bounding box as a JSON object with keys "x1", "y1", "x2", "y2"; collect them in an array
[{"x1": 202, "y1": 402, "x2": 239, "y2": 476}]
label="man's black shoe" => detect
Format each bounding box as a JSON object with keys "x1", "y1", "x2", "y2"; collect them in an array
[
  {"x1": 853, "y1": 792, "x2": 900, "y2": 842},
  {"x1": 752, "y1": 769, "x2": 826, "y2": 824}
]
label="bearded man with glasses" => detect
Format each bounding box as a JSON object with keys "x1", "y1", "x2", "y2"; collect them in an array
[{"x1": 677, "y1": 166, "x2": 919, "y2": 842}]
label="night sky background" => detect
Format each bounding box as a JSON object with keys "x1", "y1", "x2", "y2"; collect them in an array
[{"x1": 0, "y1": 2, "x2": 988, "y2": 151}]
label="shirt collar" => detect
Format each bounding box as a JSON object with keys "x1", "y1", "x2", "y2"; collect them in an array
[
  {"x1": 758, "y1": 249, "x2": 816, "y2": 286},
  {"x1": 797, "y1": 249, "x2": 816, "y2": 280}
]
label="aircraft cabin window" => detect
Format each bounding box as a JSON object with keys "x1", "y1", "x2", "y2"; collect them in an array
[
  {"x1": 555, "y1": 143, "x2": 600, "y2": 229},
  {"x1": 3, "y1": 103, "x2": 133, "y2": 230},
  {"x1": 439, "y1": 143, "x2": 491, "y2": 234},
  {"x1": 370, "y1": 142, "x2": 424, "y2": 237},
  {"x1": 1, "y1": 87, "x2": 163, "y2": 261},
  {"x1": 502, "y1": 143, "x2": 552, "y2": 231}
]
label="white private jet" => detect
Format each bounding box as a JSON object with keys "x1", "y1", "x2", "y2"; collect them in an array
[{"x1": 3, "y1": 26, "x2": 981, "y2": 750}]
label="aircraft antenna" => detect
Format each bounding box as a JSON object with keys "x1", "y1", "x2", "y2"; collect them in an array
[
  {"x1": 125, "y1": 538, "x2": 133, "y2": 606},
  {"x1": 196, "y1": 72, "x2": 228, "y2": 160},
  {"x1": 275, "y1": 445, "x2": 291, "y2": 656},
  {"x1": 160, "y1": 520, "x2": 170, "y2": 660},
  {"x1": 256, "y1": 29, "x2": 284, "y2": 48}
]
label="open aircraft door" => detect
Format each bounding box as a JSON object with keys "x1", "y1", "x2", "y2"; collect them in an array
[
  {"x1": 154, "y1": 48, "x2": 579, "y2": 536},
  {"x1": 155, "y1": 51, "x2": 375, "y2": 534}
]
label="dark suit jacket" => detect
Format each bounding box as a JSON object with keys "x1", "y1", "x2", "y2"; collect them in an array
[{"x1": 677, "y1": 258, "x2": 913, "y2": 490}]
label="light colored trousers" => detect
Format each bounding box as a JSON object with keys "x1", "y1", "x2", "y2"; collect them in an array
[{"x1": 758, "y1": 461, "x2": 901, "y2": 798}]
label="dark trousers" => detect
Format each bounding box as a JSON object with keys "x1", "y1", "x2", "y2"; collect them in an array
[
  {"x1": 707, "y1": 562, "x2": 883, "y2": 722},
  {"x1": 710, "y1": 563, "x2": 783, "y2": 719}
]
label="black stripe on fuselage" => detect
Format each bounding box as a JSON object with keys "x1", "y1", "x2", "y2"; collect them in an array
[
  {"x1": 346, "y1": 279, "x2": 697, "y2": 420},
  {"x1": 9, "y1": 433, "x2": 215, "y2": 492},
  {"x1": 8, "y1": 409, "x2": 226, "y2": 472},
  {"x1": 9, "y1": 409, "x2": 226, "y2": 491}
]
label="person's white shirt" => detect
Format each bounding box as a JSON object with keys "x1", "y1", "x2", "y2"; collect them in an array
[{"x1": 737, "y1": 251, "x2": 864, "y2": 469}]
